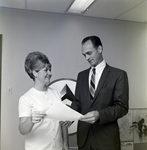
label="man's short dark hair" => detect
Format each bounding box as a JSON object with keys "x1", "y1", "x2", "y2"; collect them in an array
[{"x1": 82, "y1": 36, "x2": 103, "y2": 49}]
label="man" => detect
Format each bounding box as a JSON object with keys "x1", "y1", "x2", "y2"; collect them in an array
[{"x1": 71, "y1": 36, "x2": 129, "y2": 150}]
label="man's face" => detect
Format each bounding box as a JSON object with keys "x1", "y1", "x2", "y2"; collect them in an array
[{"x1": 81, "y1": 40, "x2": 102, "y2": 67}]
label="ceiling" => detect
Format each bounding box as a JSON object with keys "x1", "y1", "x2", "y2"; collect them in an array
[{"x1": 0, "y1": 0, "x2": 147, "y2": 23}]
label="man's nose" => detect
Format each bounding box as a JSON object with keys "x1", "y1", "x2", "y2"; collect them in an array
[{"x1": 85, "y1": 54, "x2": 90, "y2": 60}]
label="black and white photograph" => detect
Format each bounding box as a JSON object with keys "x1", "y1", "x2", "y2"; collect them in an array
[{"x1": 0, "y1": 0, "x2": 147, "y2": 150}]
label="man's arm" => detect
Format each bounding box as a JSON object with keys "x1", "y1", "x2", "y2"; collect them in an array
[
  {"x1": 71, "y1": 74, "x2": 81, "y2": 112},
  {"x1": 99, "y1": 71, "x2": 129, "y2": 124},
  {"x1": 81, "y1": 71, "x2": 129, "y2": 124}
]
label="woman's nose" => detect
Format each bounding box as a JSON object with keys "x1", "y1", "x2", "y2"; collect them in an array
[{"x1": 48, "y1": 70, "x2": 52, "y2": 76}]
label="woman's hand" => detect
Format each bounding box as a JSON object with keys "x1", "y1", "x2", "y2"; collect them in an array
[
  {"x1": 59, "y1": 121, "x2": 74, "y2": 128},
  {"x1": 31, "y1": 111, "x2": 46, "y2": 123}
]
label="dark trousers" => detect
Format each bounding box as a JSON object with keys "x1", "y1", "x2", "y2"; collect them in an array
[{"x1": 78, "y1": 128, "x2": 97, "y2": 150}]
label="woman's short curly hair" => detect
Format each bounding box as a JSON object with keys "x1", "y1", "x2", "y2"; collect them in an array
[{"x1": 25, "y1": 51, "x2": 51, "y2": 80}]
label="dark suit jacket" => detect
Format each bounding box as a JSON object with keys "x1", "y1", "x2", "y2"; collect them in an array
[{"x1": 71, "y1": 64, "x2": 129, "y2": 150}]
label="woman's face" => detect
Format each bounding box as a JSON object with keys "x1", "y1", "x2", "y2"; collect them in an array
[{"x1": 35, "y1": 64, "x2": 52, "y2": 86}]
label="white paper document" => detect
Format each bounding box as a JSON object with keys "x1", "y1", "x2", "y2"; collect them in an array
[{"x1": 46, "y1": 100, "x2": 83, "y2": 121}]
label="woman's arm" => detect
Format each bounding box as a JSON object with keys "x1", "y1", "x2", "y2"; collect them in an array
[
  {"x1": 19, "y1": 117, "x2": 34, "y2": 135},
  {"x1": 61, "y1": 125, "x2": 69, "y2": 150},
  {"x1": 19, "y1": 111, "x2": 46, "y2": 135}
]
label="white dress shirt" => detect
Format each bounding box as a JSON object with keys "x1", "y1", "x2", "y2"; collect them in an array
[{"x1": 89, "y1": 60, "x2": 106, "y2": 90}]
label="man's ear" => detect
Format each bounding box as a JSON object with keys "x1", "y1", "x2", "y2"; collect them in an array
[
  {"x1": 98, "y1": 45, "x2": 103, "y2": 54},
  {"x1": 32, "y1": 70, "x2": 38, "y2": 78}
]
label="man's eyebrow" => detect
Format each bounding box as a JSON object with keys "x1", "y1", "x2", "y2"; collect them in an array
[{"x1": 82, "y1": 52, "x2": 85, "y2": 55}]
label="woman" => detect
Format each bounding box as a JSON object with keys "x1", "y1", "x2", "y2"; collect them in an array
[{"x1": 18, "y1": 51, "x2": 69, "y2": 150}]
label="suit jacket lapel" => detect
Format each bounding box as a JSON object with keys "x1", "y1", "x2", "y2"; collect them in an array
[
  {"x1": 93, "y1": 64, "x2": 110, "y2": 101},
  {"x1": 84, "y1": 68, "x2": 92, "y2": 105}
]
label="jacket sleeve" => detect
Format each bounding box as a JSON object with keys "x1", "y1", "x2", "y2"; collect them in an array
[{"x1": 98, "y1": 71, "x2": 129, "y2": 125}]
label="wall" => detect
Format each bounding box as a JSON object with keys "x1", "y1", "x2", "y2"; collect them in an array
[
  {"x1": 0, "y1": 7, "x2": 147, "y2": 150},
  {"x1": 0, "y1": 34, "x2": 2, "y2": 148}
]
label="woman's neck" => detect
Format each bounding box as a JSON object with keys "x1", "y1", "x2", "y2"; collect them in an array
[{"x1": 33, "y1": 83, "x2": 48, "y2": 92}]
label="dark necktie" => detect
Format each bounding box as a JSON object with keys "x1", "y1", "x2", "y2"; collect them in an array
[{"x1": 89, "y1": 68, "x2": 96, "y2": 102}]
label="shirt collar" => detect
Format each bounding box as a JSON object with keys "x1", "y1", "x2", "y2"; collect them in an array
[{"x1": 91, "y1": 60, "x2": 106, "y2": 73}]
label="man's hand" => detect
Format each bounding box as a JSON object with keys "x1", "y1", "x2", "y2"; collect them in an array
[{"x1": 80, "y1": 111, "x2": 99, "y2": 124}]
